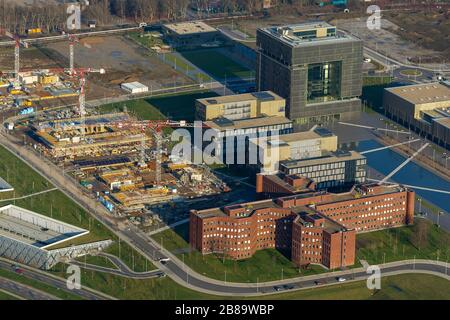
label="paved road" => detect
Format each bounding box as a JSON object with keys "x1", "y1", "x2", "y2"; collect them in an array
[
  {"x1": 0, "y1": 259, "x2": 113, "y2": 300},
  {"x1": 0, "y1": 277, "x2": 58, "y2": 300},
  {"x1": 70, "y1": 253, "x2": 164, "y2": 279},
  {"x1": 1, "y1": 130, "x2": 449, "y2": 297}
]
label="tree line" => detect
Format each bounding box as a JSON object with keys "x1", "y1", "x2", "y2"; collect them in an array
[{"x1": 0, "y1": 0, "x2": 428, "y2": 35}]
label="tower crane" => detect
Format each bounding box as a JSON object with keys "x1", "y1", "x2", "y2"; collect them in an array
[
  {"x1": 68, "y1": 34, "x2": 80, "y2": 76},
  {"x1": 3, "y1": 64, "x2": 105, "y2": 117},
  {"x1": 0, "y1": 29, "x2": 29, "y2": 88},
  {"x1": 113, "y1": 120, "x2": 210, "y2": 186}
]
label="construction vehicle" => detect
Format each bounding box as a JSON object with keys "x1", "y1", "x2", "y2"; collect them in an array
[{"x1": 26, "y1": 28, "x2": 42, "y2": 35}]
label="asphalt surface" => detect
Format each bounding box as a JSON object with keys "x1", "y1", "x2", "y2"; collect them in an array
[
  {"x1": 1, "y1": 123, "x2": 449, "y2": 298},
  {"x1": 0, "y1": 260, "x2": 110, "y2": 300},
  {"x1": 0, "y1": 277, "x2": 57, "y2": 300},
  {"x1": 70, "y1": 253, "x2": 164, "y2": 279}
]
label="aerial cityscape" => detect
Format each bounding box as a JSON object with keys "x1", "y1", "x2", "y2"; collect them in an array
[{"x1": 0, "y1": 0, "x2": 449, "y2": 309}]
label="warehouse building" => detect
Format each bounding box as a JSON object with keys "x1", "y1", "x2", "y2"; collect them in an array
[
  {"x1": 383, "y1": 82, "x2": 450, "y2": 150},
  {"x1": 256, "y1": 22, "x2": 363, "y2": 127},
  {"x1": 121, "y1": 82, "x2": 149, "y2": 94},
  {"x1": 162, "y1": 21, "x2": 220, "y2": 48},
  {"x1": 0, "y1": 205, "x2": 112, "y2": 269},
  {"x1": 190, "y1": 183, "x2": 414, "y2": 269}
]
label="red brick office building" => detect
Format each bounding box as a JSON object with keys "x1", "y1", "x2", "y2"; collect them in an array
[{"x1": 190, "y1": 184, "x2": 415, "y2": 269}]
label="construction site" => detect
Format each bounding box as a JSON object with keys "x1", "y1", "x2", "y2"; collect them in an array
[{"x1": 16, "y1": 107, "x2": 229, "y2": 224}]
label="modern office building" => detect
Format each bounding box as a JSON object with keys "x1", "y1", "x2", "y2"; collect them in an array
[
  {"x1": 256, "y1": 22, "x2": 363, "y2": 126},
  {"x1": 251, "y1": 127, "x2": 338, "y2": 173},
  {"x1": 279, "y1": 150, "x2": 367, "y2": 190},
  {"x1": 189, "y1": 183, "x2": 414, "y2": 268},
  {"x1": 198, "y1": 92, "x2": 293, "y2": 164},
  {"x1": 383, "y1": 82, "x2": 450, "y2": 150},
  {"x1": 203, "y1": 116, "x2": 293, "y2": 164},
  {"x1": 196, "y1": 91, "x2": 286, "y2": 121}
]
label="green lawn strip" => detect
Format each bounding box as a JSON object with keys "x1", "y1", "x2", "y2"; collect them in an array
[
  {"x1": 98, "y1": 91, "x2": 218, "y2": 122},
  {"x1": 356, "y1": 219, "x2": 450, "y2": 265},
  {"x1": 151, "y1": 224, "x2": 327, "y2": 283},
  {"x1": 0, "y1": 146, "x2": 153, "y2": 273},
  {"x1": 152, "y1": 219, "x2": 449, "y2": 283},
  {"x1": 180, "y1": 49, "x2": 253, "y2": 80},
  {"x1": 75, "y1": 255, "x2": 117, "y2": 269},
  {"x1": 416, "y1": 196, "x2": 447, "y2": 216},
  {"x1": 50, "y1": 264, "x2": 219, "y2": 300},
  {"x1": 253, "y1": 274, "x2": 450, "y2": 300},
  {"x1": 0, "y1": 269, "x2": 82, "y2": 300},
  {"x1": 49, "y1": 264, "x2": 450, "y2": 300},
  {"x1": 0, "y1": 290, "x2": 19, "y2": 300}
]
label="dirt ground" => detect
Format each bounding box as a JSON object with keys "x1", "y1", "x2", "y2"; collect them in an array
[
  {"x1": 335, "y1": 17, "x2": 449, "y2": 69},
  {"x1": 0, "y1": 46, "x2": 61, "y2": 71},
  {"x1": 43, "y1": 35, "x2": 193, "y2": 94}
]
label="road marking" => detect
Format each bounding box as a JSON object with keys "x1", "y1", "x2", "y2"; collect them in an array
[
  {"x1": 367, "y1": 178, "x2": 450, "y2": 195},
  {"x1": 360, "y1": 139, "x2": 421, "y2": 154},
  {"x1": 0, "y1": 188, "x2": 58, "y2": 202},
  {"x1": 338, "y1": 121, "x2": 411, "y2": 134},
  {"x1": 378, "y1": 143, "x2": 429, "y2": 184}
]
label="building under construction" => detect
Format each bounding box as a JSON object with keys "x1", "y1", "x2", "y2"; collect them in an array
[{"x1": 32, "y1": 112, "x2": 151, "y2": 161}]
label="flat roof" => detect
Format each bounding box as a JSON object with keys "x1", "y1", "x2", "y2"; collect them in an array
[
  {"x1": 121, "y1": 82, "x2": 148, "y2": 90},
  {"x1": 263, "y1": 174, "x2": 314, "y2": 193},
  {"x1": 280, "y1": 150, "x2": 365, "y2": 169},
  {"x1": 435, "y1": 117, "x2": 450, "y2": 129},
  {"x1": 385, "y1": 83, "x2": 450, "y2": 105},
  {"x1": 194, "y1": 183, "x2": 407, "y2": 230},
  {"x1": 259, "y1": 22, "x2": 358, "y2": 47},
  {"x1": 164, "y1": 21, "x2": 217, "y2": 35},
  {"x1": 0, "y1": 205, "x2": 88, "y2": 250},
  {"x1": 0, "y1": 177, "x2": 13, "y2": 193},
  {"x1": 205, "y1": 116, "x2": 292, "y2": 131},
  {"x1": 197, "y1": 91, "x2": 284, "y2": 106},
  {"x1": 255, "y1": 129, "x2": 336, "y2": 147}
]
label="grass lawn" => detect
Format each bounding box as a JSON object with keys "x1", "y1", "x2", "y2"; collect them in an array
[
  {"x1": 255, "y1": 274, "x2": 450, "y2": 300},
  {"x1": 400, "y1": 69, "x2": 422, "y2": 77},
  {"x1": 50, "y1": 264, "x2": 219, "y2": 300},
  {"x1": 181, "y1": 49, "x2": 253, "y2": 80},
  {"x1": 0, "y1": 290, "x2": 19, "y2": 300},
  {"x1": 99, "y1": 91, "x2": 218, "y2": 122},
  {"x1": 356, "y1": 219, "x2": 450, "y2": 265},
  {"x1": 76, "y1": 255, "x2": 117, "y2": 269},
  {"x1": 48, "y1": 264, "x2": 450, "y2": 300},
  {"x1": 0, "y1": 145, "x2": 152, "y2": 273},
  {"x1": 151, "y1": 224, "x2": 327, "y2": 283},
  {"x1": 0, "y1": 269, "x2": 82, "y2": 300}
]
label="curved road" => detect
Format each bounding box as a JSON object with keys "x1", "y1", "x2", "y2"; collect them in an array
[
  {"x1": 0, "y1": 131, "x2": 449, "y2": 297},
  {"x1": 70, "y1": 253, "x2": 164, "y2": 279},
  {"x1": 0, "y1": 259, "x2": 114, "y2": 300}
]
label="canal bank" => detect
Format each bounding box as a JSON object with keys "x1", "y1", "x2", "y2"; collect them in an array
[{"x1": 357, "y1": 139, "x2": 450, "y2": 231}]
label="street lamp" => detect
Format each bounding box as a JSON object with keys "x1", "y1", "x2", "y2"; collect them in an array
[
  {"x1": 437, "y1": 211, "x2": 443, "y2": 228},
  {"x1": 418, "y1": 198, "x2": 422, "y2": 215}
]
